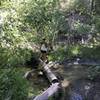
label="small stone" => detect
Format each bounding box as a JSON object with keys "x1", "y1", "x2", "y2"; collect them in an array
[{"x1": 38, "y1": 71, "x2": 43, "y2": 75}]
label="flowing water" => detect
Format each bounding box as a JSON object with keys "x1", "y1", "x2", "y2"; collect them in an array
[{"x1": 70, "y1": 93, "x2": 83, "y2": 100}]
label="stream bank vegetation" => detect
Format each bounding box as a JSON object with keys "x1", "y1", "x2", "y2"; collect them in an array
[{"x1": 0, "y1": 0, "x2": 100, "y2": 100}]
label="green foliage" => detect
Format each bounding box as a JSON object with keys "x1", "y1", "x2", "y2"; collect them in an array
[
  {"x1": 48, "y1": 45, "x2": 80, "y2": 61},
  {"x1": 0, "y1": 47, "x2": 32, "y2": 68},
  {"x1": 93, "y1": 15, "x2": 100, "y2": 32},
  {"x1": 48, "y1": 46, "x2": 66, "y2": 61},
  {"x1": 80, "y1": 46, "x2": 100, "y2": 59},
  {"x1": 67, "y1": 0, "x2": 90, "y2": 14},
  {"x1": 49, "y1": 45, "x2": 100, "y2": 62},
  {"x1": 0, "y1": 0, "x2": 33, "y2": 68},
  {"x1": 0, "y1": 1, "x2": 100, "y2": 99},
  {"x1": 74, "y1": 21, "x2": 92, "y2": 34},
  {"x1": 0, "y1": 68, "x2": 29, "y2": 100},
  {"x1": 95, "y1": 0, "x2": 100, "y2": 14},
  {"x1": 87, "y1": 66, "x2": 100, "y2": 80},
  {"x1": 24, "y1": 0, "x2": 68, "y2": 43}
]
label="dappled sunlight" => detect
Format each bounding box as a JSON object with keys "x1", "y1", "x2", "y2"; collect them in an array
[
  {"x1": 62, "y1": 79, "x2": 70, "y2": 87},
  {"x1": 59, "y1": 0, "x2": 76, "y2": 10},
  {"x1": 60, "y1": 0, "x2": 75, "y2": 9},
  {"x1": 71, "y1": 46, "x2": 79, "y2": 55},
  {"x1": 0, "y1": 0, "x2": 100, "y2": 99}
]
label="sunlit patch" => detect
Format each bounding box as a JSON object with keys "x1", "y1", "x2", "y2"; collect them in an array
[
  {"x1": 72, "y1": 46, "x2": 79, "y2": 55},
  {"x1": 62, "y1": 79, "x2": 70, "y2": 87},
  {"x1": 0, "y1": 11, "x2": 8, "y2": 24},
  {"x1": 60, "y1": 0, "x2": 75, "y2": 10}
]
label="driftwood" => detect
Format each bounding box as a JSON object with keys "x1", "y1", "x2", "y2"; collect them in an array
[
  {"x1": 34, "y1": 83, "x2": 60, "y2": 100},
  {"x1": 43, "y1": 64, "x2": 59, "y2": 83},
  {"x1": 33, "y1": 62, "x2": 62, "y2": 100}
]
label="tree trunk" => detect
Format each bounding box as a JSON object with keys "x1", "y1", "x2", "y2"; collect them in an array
[{"x1": 91, "y1": 0, "x2": 95, "y2": 12}]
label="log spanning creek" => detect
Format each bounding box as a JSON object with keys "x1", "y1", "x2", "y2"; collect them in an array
[{"x1": 24, "y1": 60, "x2": 100, "y2": 100}]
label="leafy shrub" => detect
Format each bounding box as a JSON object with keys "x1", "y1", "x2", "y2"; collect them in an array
[
  {"x1": 48, "y1": 44, "x2": 100, "y2": 62},
  {"x1": 48, "y1": 45, "x2": 80, "y2": 61},
  {"x1": 80, "y1": 46, "x2": 100, "y2": 59},
  {"x1": 74, "y1": 21, "x2": 91, "y2": 34},
  {"x1": 0, "y1": 0, "x2": 33, "y2": 68},
  {"x1": 93, "y1": 15, "x2": 100, "y2": 32},
  {"x1": 87, "y1": 66, "x2": 100, "y2": 80},
  {"x1": 0, "y1": 47, "x2": 32, "y2": 68},
  {"x1": 0, "y1": 68, "x2": 29, "y2": 100}
]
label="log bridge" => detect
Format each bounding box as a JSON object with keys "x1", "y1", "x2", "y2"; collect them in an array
[{"x1": 33, "y1": 61, "x2": 63, "y2": 100}]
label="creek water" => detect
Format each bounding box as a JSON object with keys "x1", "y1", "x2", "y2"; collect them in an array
[
  {"x1": 70, "y1": 93, "x2": 82, "y2": 100},
  {"x1": 27, "y1": 63, "x2": 100, "y2": 100}
]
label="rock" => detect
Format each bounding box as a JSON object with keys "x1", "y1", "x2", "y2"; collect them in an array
[
  {"x1": 24, "y1": 71, "x2": 32, "y2": 80},
  {"x1": 38, "y1": 71, "x2": 43, "y2": 75}
]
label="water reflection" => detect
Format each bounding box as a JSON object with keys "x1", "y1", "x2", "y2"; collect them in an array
[{"x1": 71, "y1": 92, "x2": 82, "y2": 100}]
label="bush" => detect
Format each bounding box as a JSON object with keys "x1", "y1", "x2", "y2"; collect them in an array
[
  {"x1": 80, "y1": 46, "x2": 100, "y2": 59},
  {"x1": 48, "y1": 45, "x2": 80, "y2": 61},
  {"x1": 25, "y1": 52, "x2": 40, "y2": 69},
  {"x1": 87, "y1": 66, "x2": 100, "y2": 80},
  {"x1": 0, "y1": 68, "x2": 29, "y2": 100},
  {"x1": 48, "y1": 44, "x2": 100, "y2": 62},
  {"x1": 0, "y1": 47, "x2": 32, "y2": 68}
]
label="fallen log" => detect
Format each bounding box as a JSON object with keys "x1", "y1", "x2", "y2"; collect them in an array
[
  {"x1": 43, "y1": 64, "x2": 59, "y2": 83},
  {"x1": 34, "y1": 83, "x2": 60, "y2": 100},
  {"x1": 33, "y1": 62, "x2": 62, "y2": 100}
]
